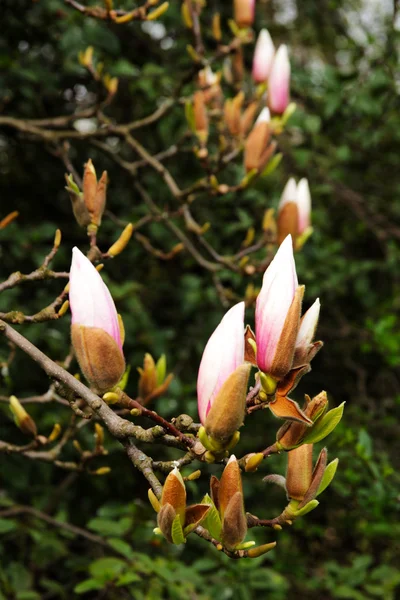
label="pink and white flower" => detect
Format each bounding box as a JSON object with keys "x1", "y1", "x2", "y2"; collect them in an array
[
  {"x1": 69, "y1": 247, "x2": 122, "y2": 350},
  {"x1": 255, "y1": 235, "x2": 299, "y2": 377},
  {"x1": 278, "y1": 177, "x2": 312, "y2": 236},
  {"x1": 197, "y1": 302, "x2": 245, "y2": 425},
  {"x1": 268, "y1": 45, "x2": 291, "y2": 114},
  {"x1": 252, "y1": 29, "x2": 275, "y2": 83}
]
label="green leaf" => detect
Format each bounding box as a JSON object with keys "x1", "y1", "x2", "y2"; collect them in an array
[
  {"x1": 293, "y1": 499, "x2": 319, "y2": 517},
  {"x1": 116, "y1": 572, "x2": 141, "y2": 587},
  {"x1": 74, "y1": 579, "x2": 103, "y2": 594},
  {"x1": 107, "y1": 537, "x2": 135, "y2": 559},
  {"x1": 200, "y1": 496, "x2": 222, "y2": 541},
  {"x1": 261, "y1": 153, "x2": 283, "y2": 178},
  {"x1": 89, "y1": 557, "x2": 127, "y2": 582},
  {"x1": 156, "y1": 354, "x2": 167, "y2": 385},
  {"x1": 184, "y1": 101, "x2": 195, "y2": 133},
  {"x1": 317, "y1": 458, "x2": 339, "y2": 496},
  {"x1": 302, "y1": 402, "x2": 345, "y2": 444},
  {"x1": 170, "y1": 514, "x2": 185, "y2": 545},
  {"x1": 0, "y1": 518, "x2": 17, "y2": 533}
]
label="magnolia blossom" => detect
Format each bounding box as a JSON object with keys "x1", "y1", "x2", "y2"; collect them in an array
[
  {"x1": 268, "y1": 45, "x2": 291, "y2": 114},
  {"x1": 197, "y1": 302, "x2": 245, "y2": 425},
  {"x1": 252, "y1": 29, "x2": 275, "y2": 83},
  {"x1": 255, "y1": 235, "x2": 299, "y2": 377},
  {"x1": 278, "y1": 177, "x2": 312, "y2": 238},
  {"x1": 69, "y1": 247, "x2": 122, "y2": 349}
]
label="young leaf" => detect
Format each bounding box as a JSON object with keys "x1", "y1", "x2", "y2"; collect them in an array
[
  {"x1": 170, "y1": 513, "x2": 185, "y2": 545},
  {"x1": 302, "y1": 402, "x2": 345, "y2": 444},
  {"x1": 317, "y1": 458, "x2": 339, "y2": 496}
]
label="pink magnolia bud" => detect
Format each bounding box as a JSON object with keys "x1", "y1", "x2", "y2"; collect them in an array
[
  {"x1": 252, "y1": 29, "x2": 275, "y2": 83},
  {"x1": 69, "y1": 247, "x2": 125, "y2": 393},
  {"x1": 197, "y1": 302, "x2": 245, "y2": 425},
  {"x1": 268, "y1": 45, "x2": 291, "y2": 114},
  {"x1": 277, "y1": 178, "x2": 312, "y2": 245},
  {"x1": 255, "y1": 235, "x2": 301, "y2": 379},
  {"x1": 296, "y1": 178, "x2": 311, "y2": 233}
]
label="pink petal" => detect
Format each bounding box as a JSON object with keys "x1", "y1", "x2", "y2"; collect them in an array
[
  {"x1": 296, "y1": 178, "x2": 311, "y2": 233},
  {"x1": 296, "y1": 298, "x2": 320, "y2": 351},
  {"x1": 278, "y1": 177, "x2": 297, "y2": 212},
  {"x1": 268, "y1": 45, "x2": 291, "y2": 114},
  {"x1": 197, "y1": 302, "x2": 245, "y2": 424},
  {"x1": 69, "y1": 247, "x2": 122, "y2": 349},
  {"x1": 252, "y1": 29, "x2": 275, "y2": 83},
  {"x1": 255, "y1": 235, "x2": 298, "y2": 372}
]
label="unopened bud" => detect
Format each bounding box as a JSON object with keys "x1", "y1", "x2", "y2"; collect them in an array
[
  {"x1": 48, "y1": 423, "x2": 62, "y2": 443},
  {"x1": 107, "y1": 223, "x2": 133, "y2": 257},
  {"x1": 286, "y1": 444, "x2": 313, "y2": 501},
  {"x1": 72, "y1": 324, "x2": 125, "y2": 394},
  {"x1": 9, "y1": 396, "x2": 37, "y2": 437},
  {"x1": 204, "y1": 363, "x2": 250, "y2": 445},
  {"x1": 245, "y1": 452, "x2": 264, "y2": 472},
  {"x1": 247, "y1": 542, "x2": 277, "y2": 558},
  {"x1": 94, "y1": 467, "x2": 111, "y2": 476},
  {"x1": 233, "y1": 0, "x2": 255, "y2": 28}
]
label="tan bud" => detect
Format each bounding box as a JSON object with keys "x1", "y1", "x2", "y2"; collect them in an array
[
  {"x1": 224, "y1": 92, "x2": 244, "y2": 136},
  {"x1": 161, "y1": 468, "x2": 186, "y2": 525},
  {"x1": 212, "y1": 12, "x2": 222, "y2": 41},
  {"x1": 240, "y1": 102, "x2": 258, "y2": 136},
  {"x1": 193, "y1": 91, "x2": 208, "y2": 143},
  {"x1": 244, "y1": 120, "x2": 271, "y2": 172},
  {"x1": 92, "y1": 171, "x2": 108, "y2": 226},
  {"x1": 277, "y1": 201, "x2": 299, "y2": 246},
  {"x1": 234, "y1": 0, "x2": 254, "y2": 28},
  {"x1": 270, "y1": 285, "x2": 304, "y2": 380},
  {"x1": 286, "y1": 444, "x2": 313, "y2": 501},
  {"x1": 0, "y1": 211, "x2": 19, "y2": 229},
  {"x1": 137, "y1": 353, "x2": 158, "y2": 401},
  {"x1": 83, "y1": 159, "x2": 97, "y2": 217},
  {"x1": 9, "y1": 396, "x2": 37, "y2": 437},
  {"x1": 157, "y1": 503, "x2": 176, "y2": 543},
  {"x1": 204, "y1": 363, "x2": 251, "y2": 444},
  {"x1": 218, "y1": 456, "x2": 243, "y2": 519},
  {"x1": 222, "y1": 491, "x2": 247, "y2": 549},
  {"x1": 71, "y1": 324, "x2": 125, "y2": 394}
]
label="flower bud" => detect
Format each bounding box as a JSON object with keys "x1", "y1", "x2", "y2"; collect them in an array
[
  {"x1": 204, "y1": 363, "x2": 250, "y2": 445},
  {"x1": 286, "y1": 444, "x2": 313, "y2": 501},
  {"x1": 255, "y1": 235, "x2": 302, "y2": 380},
  {"x1": 218, "y1": 456, "x2": 247, "y2": 549},
  {"x1": 233, "y1": 0, "x2": 255, "y2": 28},
  {"x1": 197, "y1": 302, "x2": 245, "y2": 426},
  {"x1": 9, "y1": 396, "x2": 37, "y2": 437},
  {"x1": 83, "y1": 160, "x2": 108, "y2": 227},
  {"x1": 69, "y1": 248, "x2": 125, "y2": 393},
  {"x1": 268, "y1": 45, "x2": 291, "y2": 114},
  {"x1": 160, "y1": 467, "x2": 186, "y2": 525},
  {"x1": 244, "y1": 108, "x2": 272, "y2": 173},
  {"x1": 293, "y1": 299, "x2": 321, "y2": 367},
  {"x1": 277, "y1": 178, "x2": 312, "y2": 246},
  {"x1": 138, "y1": 353, "x2": 158, "y2": 400},
  {"x1": 252, "y1": 29, "x2": 275, "y2": 83}
]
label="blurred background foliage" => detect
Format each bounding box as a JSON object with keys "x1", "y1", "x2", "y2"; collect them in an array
[{"x1": 1, "y1": 0, "x2": 400, "y2": 598}]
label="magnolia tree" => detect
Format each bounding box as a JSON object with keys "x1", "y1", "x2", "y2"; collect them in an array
[{"x1": 0, "y1": 0, "x2": 344, "y2": 560}]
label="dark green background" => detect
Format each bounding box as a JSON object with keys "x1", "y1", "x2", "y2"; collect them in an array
[{"x1": 0, "y1": 0, "x2": 399, "y2": 598}]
